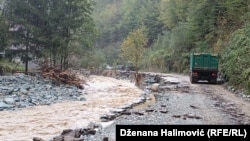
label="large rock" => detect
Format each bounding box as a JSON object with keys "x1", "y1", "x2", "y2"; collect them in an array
[
  {"x1": 3, "y1": 97, "x2": 15, "y2": 105},
  {"x1": 63, "y1": 136, "x2": 83, "y2": 141},
  {"x1": 151, "y1": 83, "x2": 160, "y2": 92},
  {"x1": 52, "y1": 128, "x2": 97, "y2": 141},
  {"x1": 33, "y1": 137, "x2": 45, "y2": 141},
  {"x1": 161, "y1": 76, "x2": 180, "y2": 84},
  {"x1": 0, "y1": 101, "x2": 14, "y2": 110}
]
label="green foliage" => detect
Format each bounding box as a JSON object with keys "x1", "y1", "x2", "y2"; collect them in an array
[
  {"x1": 145, "y1": 31, "x2": 171, "y2": 72},
  {"x1": 186, "y1": 0, "x2": 217, "y2": 49},
  {"x1": 120, "y1": 26, "x2": 148, "y2": 71},
  {"x1": 0, "y1": 14, "x2": 9, "y2": 51},
  {"x1": 4, "y1": 0, "x2": 44, "y2": 73},
  {"x1": 216, "y1": 0, "x2": 248, "y2": 26},
  {"x1": 221, "y1": 24, "x2": 250, "y2": 94},
  {"x1": 0, "y1": 59, "x2": 25, "y2": 73},
  {"x1": 93, "y1": 0, "x2": 164, "y2": 65},
  {"x1": 118, "y1": 0, "x2": 164, "y2": 46},
  {"x1": 159, "y1": 0, "x2": 189, "y2": 29},
  {"x1": 88, "y1": 49, "x2": 106, "y2": 68},
  {"x1": 102, "y1": 44, "x2": 121, "y2": 66},
  {"x1": 243, "y1": 68, "x2": 250, "y2": 94},
  {"x1": 4, "y1": 0, "x2": 96, "y2": 70},
  {"x1": 70, "y1": 48, "x2": 106, "y2": 69}
]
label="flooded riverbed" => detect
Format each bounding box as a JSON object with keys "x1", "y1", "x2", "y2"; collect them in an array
[{"x1": 0, "y1": 75, "x2": 143, "y2": 141}]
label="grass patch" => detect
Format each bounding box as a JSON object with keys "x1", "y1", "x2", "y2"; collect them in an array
[{"x1": 0, "y1": 59, "x2": 25, "y2": 73}]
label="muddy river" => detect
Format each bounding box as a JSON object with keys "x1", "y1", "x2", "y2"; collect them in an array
[{"x1": 0, "y1": 75, "x2": 143, "y2": 141}]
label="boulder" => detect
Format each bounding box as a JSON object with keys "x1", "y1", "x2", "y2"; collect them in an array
[{"x1": 151, "y1": 83, "x2": 160, "y2": 92}]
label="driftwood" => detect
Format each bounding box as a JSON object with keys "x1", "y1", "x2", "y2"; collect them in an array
[
  {"x1": 40, "y1": 66, "x2": 85, "y2": 89},
  {"x1": 134, "y1": 72, "x2": 144, "y2": 89}
]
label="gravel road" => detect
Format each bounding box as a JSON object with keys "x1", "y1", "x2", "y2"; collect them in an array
[{"x1": 83, "y1": 73, "x2": 250, "y2": 141}]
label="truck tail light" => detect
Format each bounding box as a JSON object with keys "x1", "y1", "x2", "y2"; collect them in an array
[
  {"x1": 212, "y1": 73, "x2": 217, "y2": 76},
  {"x1": 192, "y1": 72, "x2": 198, "y2": 76}
]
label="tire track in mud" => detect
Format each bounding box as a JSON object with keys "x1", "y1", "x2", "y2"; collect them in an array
[{"x1": 194, "y1": 83, "x2": 250, "y2": 124}]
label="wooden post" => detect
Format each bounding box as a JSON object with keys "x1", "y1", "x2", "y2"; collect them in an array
[{"x1": 134, "y1": 72, "x2": 143, "y2": 88}]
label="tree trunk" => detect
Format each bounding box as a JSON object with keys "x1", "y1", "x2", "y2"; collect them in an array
[{"x1": 25, "y1": 33, "x2": 29, "y2": 75}]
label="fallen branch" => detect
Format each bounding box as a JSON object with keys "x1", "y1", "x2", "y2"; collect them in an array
[{"x1": 40, "y1": 66, "x2": 85, "y2": 89}]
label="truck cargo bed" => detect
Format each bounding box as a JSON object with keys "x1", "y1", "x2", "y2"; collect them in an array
[{"x1": 189, "y1": 53, "x2": 219, "y2": 84}]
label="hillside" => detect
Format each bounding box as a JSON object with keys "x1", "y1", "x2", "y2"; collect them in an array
[{"x1": 93, "y1": 0, "x2": 250, "y2": 94}]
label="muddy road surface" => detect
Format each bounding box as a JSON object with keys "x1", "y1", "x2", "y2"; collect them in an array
[{"x1": 84, "y1": 73, "x2": 250, "y2": 141}]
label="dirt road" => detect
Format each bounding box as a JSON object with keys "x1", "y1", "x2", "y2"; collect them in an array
[
  {"x1": 171, "y1": 73, "x2": 250, "y2": 124},
  {"x1": 85, "y1": 73, "x2": 250, "y2": 141}
]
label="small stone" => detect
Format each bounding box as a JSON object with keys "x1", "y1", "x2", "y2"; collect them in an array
[
  {"x1": 52, "y1": 136, "x2": 64, "y2": 141},
  {"x1": 64, "y1": 136, "x2": 83, "y2": 141},
  {"x1": 103, "y1": 137, "x2": 108, "y2": 141},
  {"x1": 33, "y1": 137, "x2": 45, "y2": 141},
  {"x1": 79, "y1": 97, "x2": 86, "y2": 101},
  {"x1": 61, "y1": 129, "x2": 73, "y2": 135}
]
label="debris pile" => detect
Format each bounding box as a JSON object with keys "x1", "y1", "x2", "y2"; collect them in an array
[{"x1": 40, "y1": 67, "x2": 85, "y2": 89}]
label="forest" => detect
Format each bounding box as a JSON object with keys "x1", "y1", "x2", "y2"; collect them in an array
[{"x1": 0, "y1": 0, "x2": 249, "y2": 93}]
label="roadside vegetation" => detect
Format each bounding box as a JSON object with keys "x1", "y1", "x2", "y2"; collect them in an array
[{"x1": 0, "y1": 58, "x2": 24, "y2": 73}]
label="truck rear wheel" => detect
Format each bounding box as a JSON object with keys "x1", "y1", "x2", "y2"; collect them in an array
[
  {"x1": 190, "y1": 76, "x2": 197, "y2": 84},
  {"x1": 209, "y1": 79, "x2": 217, "y2": 84}
]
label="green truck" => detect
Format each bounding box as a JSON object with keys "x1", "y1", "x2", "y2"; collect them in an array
[{"x1": 189, "y1": 53, "x2": 219, "y2": 84}]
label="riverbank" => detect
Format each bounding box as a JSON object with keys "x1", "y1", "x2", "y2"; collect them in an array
[{"x1": 0, "y1": 74, "x2": 144, "y2": 141}]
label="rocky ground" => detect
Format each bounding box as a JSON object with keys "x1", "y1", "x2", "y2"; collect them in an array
[
  {"x1": 1, "y1": 71, "x2": 250, "y2": 141},
  {"x1": 0, "y1": 73, "x2": 83, "y2": 111}
]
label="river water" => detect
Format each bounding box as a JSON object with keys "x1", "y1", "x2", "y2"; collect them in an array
[{"x1": 0, "y1": 75, "x2": 143, "y2": 141}]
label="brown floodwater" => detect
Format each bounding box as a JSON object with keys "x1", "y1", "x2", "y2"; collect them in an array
[
  {"x1": 0, "y1": 75, "x2": 143, "y2": 141},
  {"x1": 132, "y1": 93, "x2": 156, "y2": 110}
]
